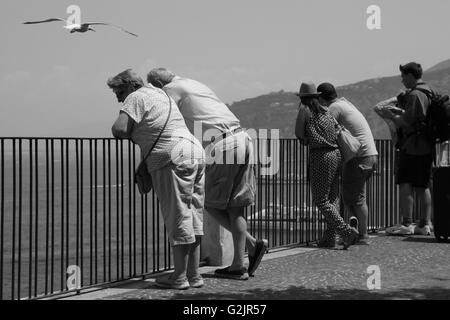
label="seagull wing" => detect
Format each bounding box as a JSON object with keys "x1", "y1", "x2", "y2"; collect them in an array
[
  {"x1": 23, "y1": 18, "x2": 66, "y2": 24},
  {"x1": 84, "y1": 22, "x2": 138, "y2": 37}
]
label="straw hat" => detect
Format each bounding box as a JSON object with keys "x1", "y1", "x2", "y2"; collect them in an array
[{"x1": 296, "y1": 82, "x2": 320, "y2": 97}]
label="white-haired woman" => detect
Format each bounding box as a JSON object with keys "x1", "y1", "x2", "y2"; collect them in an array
[{"x1": 108, "y1": 69, "x2": 206, "y2": 289}]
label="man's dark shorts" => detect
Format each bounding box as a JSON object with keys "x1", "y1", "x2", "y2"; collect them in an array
[
  {"x1": 342, "y1": 155, "x2": 377, "y2": 207},
  {"x1": 396, "y1": 152, "x2": 433, "y2": 188}
]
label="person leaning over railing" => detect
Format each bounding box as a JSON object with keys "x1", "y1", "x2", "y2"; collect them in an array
[
  {"x1": 147, "y1": 68, "x2": 268, "y2": 280},
  {"x1": 317, "y1": 82, "x2": 378, "y2": 245},
  {"x1": 108, "y1": 69, "x2": 206, "y2": 290},
  {"x1": 294, "y1": 82, "x2": 359, "y2": 249}
]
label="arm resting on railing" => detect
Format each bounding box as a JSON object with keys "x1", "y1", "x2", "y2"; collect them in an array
[{"x1": 112, "y1": 111, "x2": 135, "y2": 139}]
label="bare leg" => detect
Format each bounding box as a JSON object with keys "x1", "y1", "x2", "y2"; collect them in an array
[
  {"x1": 206, "y1": 207, "x2": 258, "y2": 256},
  {"x1": 353, "y1": 203, "x2": 369, "y2": 237},
  {"x1": 416, "y1": 187, "x2": 432, "y2": 224},
  {"x1": 172, "y1": 244, "x2": 190, "y2": 279},
  {"x1": 187, "y1": 236, "x2": 202, "y2": 279},
  {"x1": 228, "y1": 207, "x2": 247, "y2": 270},
  {"x1": 399, "y1": 183, "x2": 414, "y2": 224}
]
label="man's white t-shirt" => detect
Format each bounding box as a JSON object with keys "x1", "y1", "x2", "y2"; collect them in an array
[
  {"x1": 163, "y1": 77, "x2": 241, "y2": 148},
  {"x1": 329, "y1": 97, "x2": 378, "y2": 157}
]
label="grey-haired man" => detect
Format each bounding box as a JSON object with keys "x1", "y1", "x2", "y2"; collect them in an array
[{"x1": 147, "y1": 68, "x2": 268, "y2": 280}]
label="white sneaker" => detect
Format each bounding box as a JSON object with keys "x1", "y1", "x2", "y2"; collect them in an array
[
  {"x1": 385, "y1": 223, "x2": 415, "y2": 236},
  {"x1": 414, "y1": 224, "x2": 431, "y2": 236},
  {"x1": 349, "y1": 216, "x2": 358, "y2": 229}
]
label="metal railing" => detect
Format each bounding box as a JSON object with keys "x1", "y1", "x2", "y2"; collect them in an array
[
  {"x1": 0, "y1": 138, "x2": 171, "y2": 300},
  {"x1": 0, "y1": 138, "x2": 448, "y2": 300}
]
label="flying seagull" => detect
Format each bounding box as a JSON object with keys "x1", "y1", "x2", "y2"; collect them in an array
[{"x1": 23, "y1": 18, "x2": 138, "y2": 37}]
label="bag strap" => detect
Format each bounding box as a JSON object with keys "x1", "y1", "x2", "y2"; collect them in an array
[
  {"x1": 330, "y1": 114, "x2": 343, "y2": 132},
  {"x1": 141, "y1": 90, "x2": 172, "y2": 163}
]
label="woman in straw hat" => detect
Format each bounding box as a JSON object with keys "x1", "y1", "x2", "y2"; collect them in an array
[{"x1": 295, "y1": 82, "x2": 359, "y2": 249}]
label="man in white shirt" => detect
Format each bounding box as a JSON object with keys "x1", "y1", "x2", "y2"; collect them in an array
[
  {"x1": 318, "y1": 83, "x2": 378, "y2": 244},
  {"x1": 147, "y1": 68, "x2": 268, "y2": 280}
]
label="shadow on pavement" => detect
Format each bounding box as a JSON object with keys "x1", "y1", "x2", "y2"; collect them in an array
[
  {"x1": 168, "y1": 285, "x2": 450, "y2": 300},
  {"x1": 402, "y1": 237, "x2": 450, "y2": 244}
]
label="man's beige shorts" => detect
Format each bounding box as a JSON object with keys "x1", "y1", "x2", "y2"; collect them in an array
[
  {"x1": 204, "y1": 131, "x2": 256, "y2": 210},
  {"x1": 152, "y1": 158, "x2": 205, "y2": 246}
]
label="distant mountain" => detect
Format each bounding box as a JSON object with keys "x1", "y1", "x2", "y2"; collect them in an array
[
  {"x1": 229, "y1": 61, "x2": 450, "y2": 139},
  {"x1": 427, "y1": 59, "x2": 450, "y2": 73}
]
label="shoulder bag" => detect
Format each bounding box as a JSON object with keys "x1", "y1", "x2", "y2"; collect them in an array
[{"x1": 332, "y1": 117, "x2": 362, "y2": 163}]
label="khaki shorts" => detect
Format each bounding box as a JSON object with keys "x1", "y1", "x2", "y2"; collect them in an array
[
  {"x1": 151, "y1": 158, "x2": 205, "y2": 246},
  {"x1": 204, "y1": 131, "x2": 256, "y2": 210}
]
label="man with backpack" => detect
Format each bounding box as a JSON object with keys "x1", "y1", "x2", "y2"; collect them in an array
[{"x1": 384, "y1": 62, "x2": 433, "y2": 235}]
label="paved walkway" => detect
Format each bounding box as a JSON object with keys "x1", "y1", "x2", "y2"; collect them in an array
[{"x1": 60, "y1": 232, "x2": 450, "y2": 300}]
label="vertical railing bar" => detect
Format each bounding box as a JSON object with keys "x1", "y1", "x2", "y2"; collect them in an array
[
  {"x1": 156, "y1": 194, "x2": 160, "y2": 271},
  {"x1": 27, "y1": 139, "x2": 33, "y2": 300},
  {"x1": 132, "y1": 143, "x2": 137, "y2": 277},
  {"x1": 65, "y1": 140, "x2": 70, "y2": 273},
  {"x1": 80, "y1": 140, "x2": 84, "y2": 288},
  {"x1": 257, "y1": 138, "x2": 262, "y2": 240},
  {"x1": 120, "y1": 140, "x2": 124, "y2": 279},
  {"x1": 128, "y1": 141, "x2": 132, "y2": 277},
  {"x1": 108, "y1": 139, "x2": 112, "y2": 282},
  {"x1": 50, "y1": 140, "x2": 55, "y2": 293},
  {"x1": 60, "y1": 139, "x2": 65, "y2": 292},
  {"x1": 0, "y1": 139, "x2": 4, "y2": 300},
  {"x1": 141, "y1": 170, "x2": 145, "y2": 274},
  {"x1": 115, "y1": 139, "x2": 119, "y2": 280},
  {"x1": 11, "y1": 139, "x2": 16, "y2": 299},
  {"x1": 288, "y1": 140, "x2": 291, "y2": 244},
  {"x1": 299, "y1": 142, "x2": 303, "y2": 243},
  {"x1": 17, "y1": 139, "x2": 23, "y2": 300},
  {"x1": 278, "y1": 139, "x2": 283, "y2": 246},
  {"x1": 146, "y1": 193, "x2": 149, "y2": 273},
  {"x1": 270, "y1": 139, "x2": 275, "y2": 247},
  {"x1": 281, "y1": 139, "x2": 285, "y2": 246},
  {"x1": 75, "y1": 140, "x2": 80, "y2": 276},
  {"x1": 33, "y1": 139, "x2": 39, "y2": 297},
  {"x1": 306, "y1": 145, "x2": 311, "y2": 244},
  {"x1": 383, "y1": 140, "x2": 386, "y2": 228},
  {"x1": 94, "y1": 139, "x2": 98, "y2": 284},
  {"x1": 265, "y1": 139, "x2": 270, "y2": 246},
  {"x1": 294, "y1": 140, "x2": 298, "y2": 243},
  {"x1": 102, "y1": 139, "x2": 106, "y2": 283},
  {"x1": 89, "y1": 139, "x2": 93, "y2": 285},
  {"x1": 44, "y1": 140, "x2": 49, "y2": 295}
]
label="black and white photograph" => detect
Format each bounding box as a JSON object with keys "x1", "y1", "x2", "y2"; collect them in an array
[{"x1": 1, "y1": 0, "x2": 450, "y2": 309}]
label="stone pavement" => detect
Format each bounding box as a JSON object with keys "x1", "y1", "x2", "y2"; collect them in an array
[{"x1": 61, "y1": 233, "x2": 450, "y2": 300}]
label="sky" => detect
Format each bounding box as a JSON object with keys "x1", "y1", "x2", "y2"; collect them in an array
[{"x1": 1, "y1": 0, "x2": 450, "y2": 137}]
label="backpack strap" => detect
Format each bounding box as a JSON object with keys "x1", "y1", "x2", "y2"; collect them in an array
[
  {"x1": 402, "y1": 86, "x2": 432, "y2": 145},
  {"x1": 410, "y1": 86, "x2": 437, "y2": 158},
  {"x1": 413, "y1": 86, "x2": 433, "y2": 100}
]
